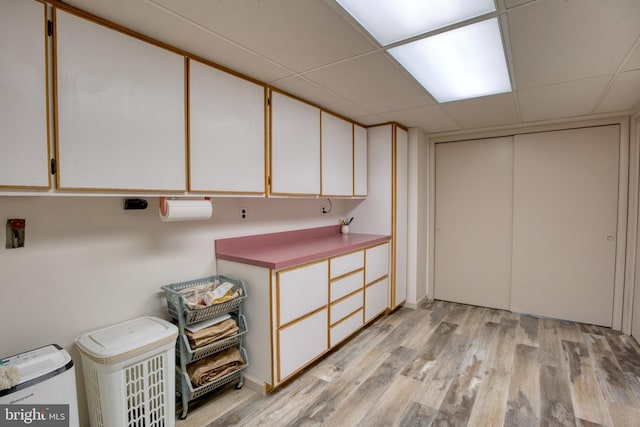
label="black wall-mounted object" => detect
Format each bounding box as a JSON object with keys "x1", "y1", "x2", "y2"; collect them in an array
[{"x1": 124, "y1": 198, "x2": 148, "y2": 210}]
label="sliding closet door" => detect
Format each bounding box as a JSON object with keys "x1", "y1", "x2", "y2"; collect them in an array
[
  {"x1": 434, "y1": 137, "x2": 513, "y2": 310},
  {"x1": 511, "y1": 126, "x2": 619, "y2": 326}
]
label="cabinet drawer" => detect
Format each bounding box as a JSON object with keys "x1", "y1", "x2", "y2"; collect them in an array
[
  {"x1": 365, "y1": 243, "x2": 390, "y2": 284},
  {"x1": 330, "y1": 290, "x2": 363, "y2": 325},
  {"x1": 330, "y1": 250, "x2": 364, "y2": 278},
  {"x1": 330, "y1": 270, "x2": 363, "y2": 302},
  {"x1": 330, "y1": 309, "x2": 363, "y2": 347},
  {"x1": 277, "y1": 260, "x2": 328, "y2": 326},
  {"x1": 365, "y1": 277, "x2": 389, "y2": 322},
  {"x1": 278, "y1": 308, "x2": 328, "y2": 382}
]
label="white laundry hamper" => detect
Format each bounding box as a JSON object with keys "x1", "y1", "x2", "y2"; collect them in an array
[{"x1": 76, "y1": 316, "x2": 178, "y2": 427}]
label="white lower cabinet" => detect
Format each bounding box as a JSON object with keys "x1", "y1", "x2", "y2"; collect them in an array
[
  {"x1": 330, "y1": 290, "x2": 363, "y2": 324},
  {"x1": 330, "y1": 271, "x2": 364, "y2": 301},
  {"x1": 365, "y1": 278, "x2": 389, "y2": 322},
  {"x1": 277, "y1": 260, "x2": 328, "y2": 326},
  {"x1": 217, "y1": 241, "x2": 389, "y2": 391},
  {"x1": 365, "y1": 243, "x2": 390, "y2": 284},
  {"x1": 278, "y1": 308, "x2": 328, "y2": 382},
  {"x1": 330, "y1": 309, "x2": 364, "y2": 347}
]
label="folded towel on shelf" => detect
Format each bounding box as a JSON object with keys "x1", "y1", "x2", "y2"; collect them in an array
[
  {"x1": 185, "y1": 318, "x2": 239, "y2": 349},
  {"x1": 187, "y1": 347, "x2": 244, "y2": 387},
  {"x1": 185, "y1": 314, "x2": 231, "y2": 333}
]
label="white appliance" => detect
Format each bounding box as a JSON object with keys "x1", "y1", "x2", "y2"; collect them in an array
[{"x1": 0, "y1": 344, "x2": 79, "y2": 427}]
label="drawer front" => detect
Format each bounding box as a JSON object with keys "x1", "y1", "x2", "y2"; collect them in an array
[
  {"x1": 330, "y1": 250, "x2": 364, "y2": 278},
  {"x1": 330, "y1": 270, "x2": 363, "y2": 302},
  {"x1": 278, "y1": 260, "x2": 328, "y2": 326},
  {"x1": 278, "y1": 308, "x2": 328, "y2": 382},
  {"x1": 330, "y1": 309, "x2": 363, "y2": 347},
  {"x1": 365, "y1": 277, "x2": 389, "y2": 322},
  {"x1": 330, "y1": 290, "x2": 363, "y2": 324},
  {"x1": 365, "y1": 243, "x2": 389, "y2": 284}
]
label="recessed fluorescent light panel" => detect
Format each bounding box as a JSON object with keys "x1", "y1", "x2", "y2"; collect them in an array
[
  {"x1": 388, "y1": 18, "x2": 512, "y2": 103},
  {"x1": 336, "y1": 0, "x2": 496, "y2": 46}
]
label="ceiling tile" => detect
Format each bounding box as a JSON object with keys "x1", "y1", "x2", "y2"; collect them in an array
[
  {"x1": 517, "y1": 76, "x2": 611, "y2": 122},
  {"x1": 622, "y1": 43, "x2": 640, "y2": 72},
  {"x1": 508, "y1": 0, "x2": 640, "y2": 90},
  {"x1": 270, "y1": 76, "x2": 371, "y2": 119},
  {"x1": 65, "y1": 0, "x2": 292, "y2": 82},
  {"x1": 380, "y1": 105, "x2": 461, "y2": 134},
  {"x1": 149, "y1": 0, "x2": 376, "y2": 73},
  {"x1": 440, "y1": 93, "x2": 521, "y2": 129},
  {"x1": 596, "y1": 70, "x2": 640, "y2": 113},
  {"x1": 304, "y1": 52, "x2": 434, "y2": 114},
  {"x1": 504, "y1": 0, "x2": 536, "y2": 8}
]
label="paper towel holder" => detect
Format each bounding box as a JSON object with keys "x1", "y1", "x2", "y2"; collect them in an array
[{"x1": 159, "y1": 197, "x2": 212, "y2": 216}]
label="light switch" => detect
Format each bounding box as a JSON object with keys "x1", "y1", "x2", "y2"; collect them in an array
[{"x1": 6, "y1": 218, "x2": 26, "y2": 249}]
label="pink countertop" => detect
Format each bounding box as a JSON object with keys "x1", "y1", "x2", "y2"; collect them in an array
[{"x1": 215, "y1": 225, "x2": 390, "y2": 270}]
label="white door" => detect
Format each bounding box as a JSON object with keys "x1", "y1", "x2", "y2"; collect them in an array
[
  {"x1": 434, "y1": 137, "x2": 514, "y2": 310},
  {"x1": 511, "y1": 126, "x2": 619, "y2": 326}
]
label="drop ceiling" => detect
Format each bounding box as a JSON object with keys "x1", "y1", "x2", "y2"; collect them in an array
[{"x1": 61, "y1": 0, "x2": 640, "y2": 135}]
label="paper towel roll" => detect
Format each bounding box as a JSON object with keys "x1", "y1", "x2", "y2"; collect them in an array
[{"x1": 159, "y1": 199, "x2": 213, "y2": 222}]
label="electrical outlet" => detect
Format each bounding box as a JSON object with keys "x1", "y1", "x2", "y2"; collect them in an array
[{"x1": 240, "y1": 207, "x2": 248, "y2": 221}]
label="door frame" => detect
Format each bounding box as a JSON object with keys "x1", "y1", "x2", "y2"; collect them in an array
[{"x1": 428, "y1": 116, "x2": 634, "y2": 332}]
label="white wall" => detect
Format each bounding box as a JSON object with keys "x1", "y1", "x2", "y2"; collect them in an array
[
  {"x1": 0, "y1": 195, "x2": 349, "y2": 425},
  {"x1": 406, "y1": 128, "x2": 429, "y2": 306}
]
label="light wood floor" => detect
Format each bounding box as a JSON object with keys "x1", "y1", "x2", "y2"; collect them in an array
[{"x1": 176, "y1": 300, "x2": 640, "y2": 427}]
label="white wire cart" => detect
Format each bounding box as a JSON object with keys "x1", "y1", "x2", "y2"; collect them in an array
[{"x1": 162, "y1": 275, "x2": 248, "y2": 420}]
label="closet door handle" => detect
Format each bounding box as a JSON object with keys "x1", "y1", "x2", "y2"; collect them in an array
[{"x1": 606, "y1": 235, "x2": 615, "y2": 241}]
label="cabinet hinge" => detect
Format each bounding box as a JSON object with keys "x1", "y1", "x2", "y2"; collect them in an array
[
  {"x1": 50, "y1": 159, "x2": 56, "y2": 175},
  {"x1": 47, "y1": 20, "x2": 53, "y2": 37}
]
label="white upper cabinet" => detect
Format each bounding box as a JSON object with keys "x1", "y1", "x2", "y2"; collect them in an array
[
  {"x1": 270, "y1": 90, "x2": 320, "y2": 196},
  {"x1": 54, "y1": 9, "x2": 186, "y2": 191},
  {"x1": 0, "y1": 0, "x2": 49, "y2": 189},
  {"x1": 353, "y1": 124, "x2": 367, "y2": 197},
  {"x1": 321, "y1": 111, "x2": 353, "y2": 197},
  {"x1": 189, "y1": 59, "x2": 266, "y2": 194}
]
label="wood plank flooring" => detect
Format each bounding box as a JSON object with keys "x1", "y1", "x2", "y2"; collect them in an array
[{"x1": 176, "y1": 300, "x2": 640, "y2": 427}]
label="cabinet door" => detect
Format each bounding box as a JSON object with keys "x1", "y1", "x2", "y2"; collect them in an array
[
  {"x1": 511, "y1": 126, "x2": 619, "y2": 326},
  {"x1": 330, "y1": 270, "x2": 364, "y2": 302},
  {"x1": 330, "y1": 290, "x2": 363, "y2": 324},
  {"x1": 330, "y1": 309, "x2": 363, "y2": 347},
  {"x1": 353, "y1": 124, "x2": 367, "y2": 196},
  {"x1": 277, "y1": 260, "x2": 328, "y2": 326},
  {"x1": 0, "y1": 0, "x2": 49, "y2": 188},
  {"x1": 321, "y1": 111, "x2": 353, "y2": 196},
  {"x1": 365, "y1": 243, "x2": 389, "y2": 284},
  {"x1": 365, "y1": 278, "x2": 389, "y2": 322},
  {"x1": 278, "y1": 308, "x2": 328, "y2": 382},
  {"x1": 434, "y1": 137, "x2": 514, "y2": 310},
  {"x1": 189, "y1": 59, "x2": 265, "y2": 194},
  {"x1": 55, "y1": 9, "x2": 186, "y2": 191},
  {"x1": 330, "y1": 250, "x2": 363, "y2": 279},
  {"x1": 348, "y1": 124, "x2": 392, "y2": 234},
  {"x1": 393, "y1": 127, "x2": 408, "y2": 308},
  {"x1": 270, "y1": 91, "x2": 320, "y2": 196}
]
